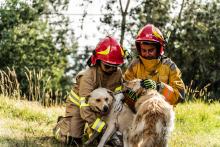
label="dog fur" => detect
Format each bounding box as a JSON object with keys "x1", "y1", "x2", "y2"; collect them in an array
[
  {"x1": 128, "y1": 80, "x2": 174, "y2": 147},
  {"x1": 87, "y1": 87, "x2": 134, "y2": 147},
  {"x1": 87, "y1": 88, "x2": 114, "y2": 115},
  {"x1": 88, "y1": 80, "x2": 174, "y2": 147}
]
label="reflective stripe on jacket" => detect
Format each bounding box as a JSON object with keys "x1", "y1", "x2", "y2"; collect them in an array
[
  {"x1": 68, "y1": 90, "x2": 90, "y2": 108},
  {"x1": 91, "y1": 118, "x2": 106, "y2": 133},
  {"x1": 75, "y1": 66, "x2": 123, "y2": 126}
]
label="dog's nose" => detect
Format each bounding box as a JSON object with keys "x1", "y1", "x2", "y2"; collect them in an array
[{"x1": 103, "y1": 105, "x2": 109, "y2": 113}]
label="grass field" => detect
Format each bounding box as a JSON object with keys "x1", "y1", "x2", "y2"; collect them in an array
[
  {"x1": 169, "y1": 101, "x2": 220, "y2": 147},
  {"x1": 0, "y1": 95, "x2": 220, "y2": 147}
]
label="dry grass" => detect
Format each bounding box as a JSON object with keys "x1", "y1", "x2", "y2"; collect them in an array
[
  {"x1": 0, "y1": 67, "x2": 63, "y2": 106},
  {"x1": 0, "y1": 95, "x2": 65, "y2": 146},
  {"x1": 0, "y1": 95, "x2": 220, "y2": 146}
]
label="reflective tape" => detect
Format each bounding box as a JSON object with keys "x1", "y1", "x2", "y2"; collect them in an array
[
  {"x1": 68, "y1": 90, "x2": 80, "y2": 107},
  {"x1": 160, "y1": 82, "x2": 175, "y2": 103},
  {"x1": 54, "y1": 127, "x2": 61, "y2": 140},
  {"x1": 114, "y1": 86, "x2": 122, "y2": 92},
  {"x1": 91, "y1": 118, "x2": 105, "y2": 133},
  {"x1": 97, "y1": 46, "x2": 110, "y2": 55},
  {"x1": 68, "y1": 90, "x2": 90, "y2": 108},
  {"x1": 70, "y1": 90, "x2": 81, "y2": 100},
  {"x1": 80, "y1": 97, "x2": 90, "y2": 108}
]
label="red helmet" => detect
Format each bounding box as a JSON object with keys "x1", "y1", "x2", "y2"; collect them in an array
[
  {"x1": 90, "y1": 36, "x2": 124, "y2": 65},
  {"x1": 136, "y1": 24, "x2": 165, "y2": 56}
]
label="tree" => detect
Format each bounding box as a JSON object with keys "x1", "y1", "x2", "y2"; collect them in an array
[
  {"x1": 66, "y1": 46, "x2": 92, "y2": 77},
  {"x1": 0, "y1": 0, "x2": 77, "y2": 100},
  {"x1": 168, "y1": 0, "x2": 220, "y2": 98}
]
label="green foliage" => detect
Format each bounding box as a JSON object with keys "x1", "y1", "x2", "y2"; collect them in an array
[
  {"x1": 67, "y1": 47, "x2": 92, "y2": 77},
  {"x1": 0, "y1": 0, "x2": 77, "y2": 100},
  {"x1": 0, "y1": 95, "x2": 63, "y2": 146},
  {"x1": 168, "y1": 0, "x2": 220, "y2": 97},
  {"x1": 129, "y1": 0, "x2": 172, "y2": 33}
]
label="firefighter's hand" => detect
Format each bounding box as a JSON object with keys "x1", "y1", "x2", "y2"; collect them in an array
[
  {"x1": 84, "y1": 130, "x2": 100, "y2": 145},
  {"x1": 114, "y1": 93, "x2": 124, "y2": 112},
  {"x1": 141, "y1": 79, "x2": 157, "y2": 90},
  {"x1": 84, "y1": 125, "x2": 107, "y2": 145},
  {"x1": 127, "y1": 89, "x2": 137, "y2": 100}
]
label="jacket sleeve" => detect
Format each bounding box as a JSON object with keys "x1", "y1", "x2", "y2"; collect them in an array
[
  {"x1": 168, "y1": 65, "x2": 185, "y2": 104},
  {"x1": 77, "y1": 69, "x2": 98, "y2": 125},
  {"x1": 78, "y1": 70, "x2": 95, "y2": 98},
  {"x1": 80, "y1": 105, "x2": 99, "y2": 126},
  {"x1": 123, "y1": 59, "x2": 138, "y2": 81}
]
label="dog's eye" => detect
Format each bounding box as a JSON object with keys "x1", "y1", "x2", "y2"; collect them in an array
[
  {"x1": 105, "y1": 98, "x2": 108, "y2": 101},
  {"x1": 96, "y1": 99, "x2": 101, "y2": 102}
]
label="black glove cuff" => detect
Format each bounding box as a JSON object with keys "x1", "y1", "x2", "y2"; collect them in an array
[{"x1": 140, "y1": 79, "x2": 146, "y2": 88}]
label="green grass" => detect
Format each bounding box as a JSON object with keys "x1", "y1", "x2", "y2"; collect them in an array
[
  {"x1": 0, "y1": 95, "x2": 220, "y2": 147},
  {"x1": 0, "y1": 95, "x2": 65, "y2": 147},
  {"x1": 169, "y1": 101, "x2": 220, "y2": 147}
]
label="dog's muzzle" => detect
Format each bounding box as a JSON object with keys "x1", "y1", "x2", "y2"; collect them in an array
[{"x1": 102, "y1": 105, "x2": 109, "y2": 113}]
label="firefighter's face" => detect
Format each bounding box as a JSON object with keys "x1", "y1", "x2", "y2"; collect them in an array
[
  {"x1": 100, "y1": 61, "x2": 117, "y2": 74},
  {"x1": 140, "y1": 44, "x2": 157, "y2": 59}
]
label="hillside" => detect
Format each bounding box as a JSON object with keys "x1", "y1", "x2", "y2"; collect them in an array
[{"x1": 0, "y1": 96, "x2": 220, "y2": 146}]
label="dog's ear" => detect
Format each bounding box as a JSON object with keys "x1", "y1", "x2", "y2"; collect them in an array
[
  {"x1": 86, "y1": 94, "x2": 91, "y2": 103},
  {"x1": 107, "y1": 89, "x2": 114, "y2": 97}
]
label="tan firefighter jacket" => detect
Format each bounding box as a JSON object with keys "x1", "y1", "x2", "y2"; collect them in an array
[{"x1": 68, "y1": 65, "x2": 123, "y2": 126}]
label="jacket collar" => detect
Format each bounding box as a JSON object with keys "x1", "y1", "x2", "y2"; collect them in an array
[{"x1": 139, "y1": 55, "x2": 160, "y2": 73}]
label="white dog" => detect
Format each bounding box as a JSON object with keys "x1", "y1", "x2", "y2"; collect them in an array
[
  {"x1": 87, "y1": 87, "x2": 114, "y2": 115},
  {"x1": 86, "y1": 87, "x2": 134, "y2": 146},
  {"x1": 97, "y1": 79, "x2": 175, "y2": 147},
  {"x1": 97, "y1": 92, "x2": 134, "y2": 147}
]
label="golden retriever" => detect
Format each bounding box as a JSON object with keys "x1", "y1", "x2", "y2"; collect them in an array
[
  {"x1": 86, "y1": 87, "x2": 134, "y2": 147},
  {"x1": 125, "y1": 79, "x2": 175, "y2": 147},
  {"x1": 87, "y1": 87, "x2": 114, "y2": 115},
  {"x1": 87, "y1": 80, "x2": 174, "y2": 147}
]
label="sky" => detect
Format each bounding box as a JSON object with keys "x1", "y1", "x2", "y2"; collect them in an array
[
  {"x1": 0, "y1": 0, "x2": 184, "y2": 54},
  {"x1": 66, "y1": 0, "x2": 137, "y2": 50},
  {"x1": 67, "y1": 0, "x2": 110, "y2": 48},
  {"x1": 65, "y1": 0, "x2": 183, "y2": 51}
]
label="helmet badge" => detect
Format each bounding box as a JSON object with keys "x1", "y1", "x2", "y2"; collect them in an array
[
  {"x1": 97, "y1": 46, "x2": 111, "y2": 55},
  {"x1": 152, "y1": 26, "x2": 164, "y2": 40}
]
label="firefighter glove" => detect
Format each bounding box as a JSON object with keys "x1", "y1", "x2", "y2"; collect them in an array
[
  {"x1": 127, "y1": 89, "x2": 138, "y2": 100},
  {"x1": 141, "y1": 79, "x2": 157, "y2": 90}
]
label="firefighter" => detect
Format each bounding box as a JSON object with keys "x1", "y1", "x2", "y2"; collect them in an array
[
  {"x1": 53, "y1": 36, "x2": 124, "y2": 145},
  {"x1": 124, "y1": 24, "x2": 185, "y2": 105}
]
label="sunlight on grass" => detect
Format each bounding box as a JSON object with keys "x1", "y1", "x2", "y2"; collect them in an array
[
  {"x1": 0, "y1": 95, "x2": 220, "y2": 146},
  {"x1": 0, "y1": 95, "x2": 65, "y2": 146},
  {"x1": 169, "y1": 101, "x2": 220, "y2": 146}
]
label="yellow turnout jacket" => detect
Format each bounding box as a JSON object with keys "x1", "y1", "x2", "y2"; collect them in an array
[{"x1": 124, "y1": 56, "x2": 185, "y2": 105}]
